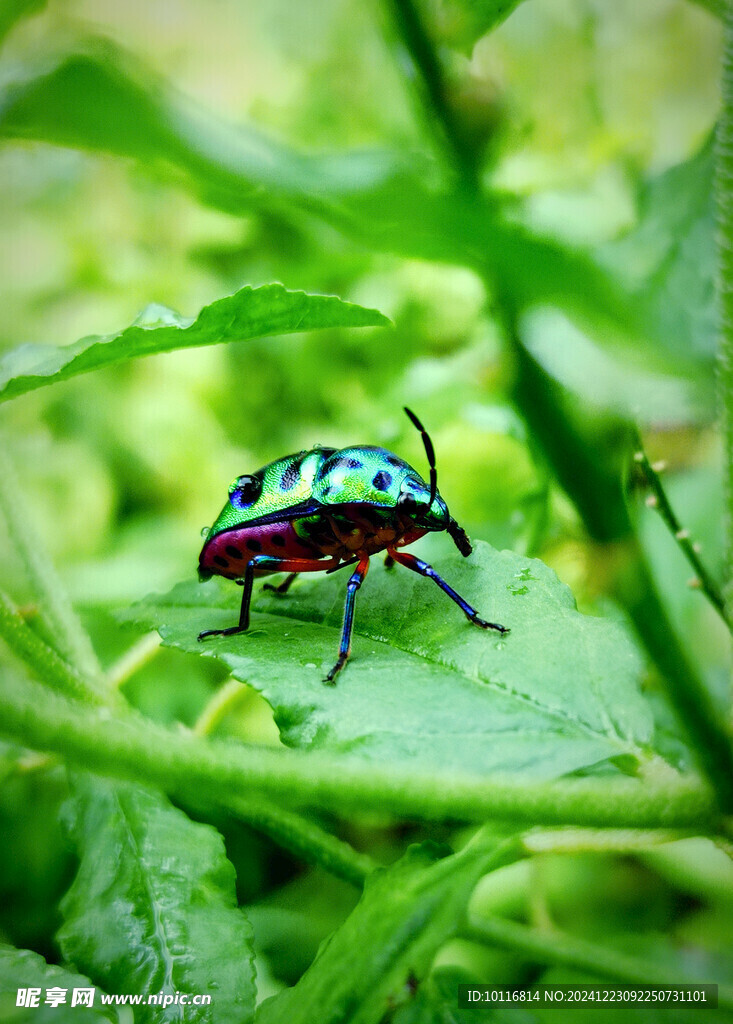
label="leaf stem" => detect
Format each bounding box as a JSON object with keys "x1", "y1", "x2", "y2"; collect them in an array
[
  {"x1": 193, "y1": 678, "x2": 247, "y2": 736},
  {"x1": 521, "y1": 826, "x2": 700, "y2": 854},
  {"x1": 0, "y1": 590, "x2": 106, "y2": 704},
  {"x1": 213, "y1": 794, "x2": 376, "y2": 888},
  {"x1": 382, "y1": 0, "x2": 479, "y2": 189},
  {"x1": 716, "y1": 1, "x2": 733, "y2": 609},
  {"x1": 106, "y1": 632, "x2": 161, "y2": 689},
  {"x1": 633, "y1": 441, "x2": 732, "y2": 630},
  {"x1": 500, "y1": 311, "x2": 733, "y2": 812},
  {"x1": 465, "y1": 916, "x2": 733, "y2": 1008},
  {"x1": 0, "y1": 673, "x2": 721, "y2": 832},
  {"x1": 191, "y1": 680, "x2": 378, "y2": 886},
  {"x1": 0, "y1": 445, "x2": 100, "y2": 676}
]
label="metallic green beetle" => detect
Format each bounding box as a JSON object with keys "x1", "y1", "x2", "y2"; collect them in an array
[{"x1": 198, "y1": 408, "x2": 508, "y2": 681}]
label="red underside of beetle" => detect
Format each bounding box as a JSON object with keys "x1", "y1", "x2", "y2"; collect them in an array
[{"x1": 199, "y1": 504, "x2": 427, "y2": 580}]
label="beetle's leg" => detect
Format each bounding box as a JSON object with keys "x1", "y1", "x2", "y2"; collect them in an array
[
  {"x1": 387, "y1": 548, "x2": 509, "y2": 634},
  {"x1": 384, "y1": 553, "x2": 395, "y2": 569},
  {"x1": 200, "y1": 557, "x2": 257, "y2": 634},
  {"x1": 325, "y1": 554, "x2": 370, "y2": 685},
  {"x1": 198, "y1": 556, "x2": 340, "y2": 641},
  {"x1": 263, "y1": 572, "x2": 298, "y2": 595},
  {"x1": 326, "y1": 556, "x2": 358, "y2": 574}
]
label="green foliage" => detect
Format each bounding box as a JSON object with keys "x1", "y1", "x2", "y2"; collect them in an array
[
  {"x1": 256, "y1": 835, "x2": 519, "y2": 1024},
  {"x1": 430, "y1": 0, "x2": 528, "y2": 53},
  {"x1": 123, "y1": 543, "x2": 652, "y2": 777},
  {"x1": 58, "y1": 777, "x2": 256, "y2": 1024},
  {"x1": 0, "y1": 1, "x2": 729, "y2": 1021},
  {"x1": 0, "y1": 0, "x2": 45, "y2": 47},
  {"x1": 0, "y1": 42, "x2": 642, "y2": 344},
  {"x1": 0, "y1": 285, "x2": 387, "y2": 403},
  {"x1": 597, "y1": 139, "x2": 717, "y2": 368},
  {"x1": 0, "y1": 944, "x2": 119, "y2": 1023}
]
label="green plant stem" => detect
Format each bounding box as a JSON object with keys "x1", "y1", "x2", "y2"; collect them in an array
[
  {"x1": 716, "y1": 1, "x2": 733, "y2": 607},
  {"x1": 383, "y1": 0, "x2": 479, "y2": 189},
  {"x1": 503, "y1": 313, "x2": 733, "y2": 812},
  {"x1": 380, "y1": 0, "x2": 733, "y2": 810},
  {"x1": 0, "y1": 444, "x2": 100, "y2": 676},
  {"x1": 211, "y1": 794, "x2": 376, "y2": 888},
  {"x1": 620, "y1": 545, "x2": 733, "y2": 810},
  {"x1": 0, "y1": 451, "x2": 373, "y2": 887},
  {"x1": 0, "y1": 590, "x2": 106, "y2": 704},
  {"x1": 106, "y1": 631, "x2": 161, "y2": 689},
  {"x1": 633, "y1": 442, "x2": 731, "y2": 630},
  {"x1": 0, "y1": 673, "x2": 720, "y2": 831},
  {"x1": 465, "y1": 916, "x2": 733, "y2": 1009},
  {"x1": 521, "y1": 827, "x2": 698, "y2": 854},
  {"x1": 193, "y1": 678, "x2": 247, "y2": 735}
]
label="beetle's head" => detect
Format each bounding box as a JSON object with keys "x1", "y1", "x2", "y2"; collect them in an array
[
  {"x1": 396, "y1": 475, "x2": 449, "y2": 531},
  {"x1": 402, "y1": 408, "x2": 473, "y2": 556}
]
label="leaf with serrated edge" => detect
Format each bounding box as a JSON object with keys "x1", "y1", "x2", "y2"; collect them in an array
[
  {"x1": 0, "y1": 283, "x2": 388, "y2": 403},
  {"x1": 120, "y1": 542, "x2": 653, "y2": 779},
  {"x1": 256, "y1": 834, "x2": 518, "y2": 1024},
  {"x1": 0, "y1": 943, "x2": 120, "y2": 1023},
  {"x1": 57, "y1": 777, "x2": 255, "y2": 1024}
]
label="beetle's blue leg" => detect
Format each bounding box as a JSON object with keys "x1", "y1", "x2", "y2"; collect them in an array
[
  {"x1": 325, "y1": 554, "x2": 370, "y2": 685},
  {"x1": 263, "y1": 572, "x2": 298, "y2": 595},
  {"x1": 198, "y1": 556, "x2": 340, "y2": 641},
  {"x1": 388, "y1": 549, "x2": 509, "y2": 634}
]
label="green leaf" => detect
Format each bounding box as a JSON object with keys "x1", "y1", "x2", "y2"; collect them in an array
[
  {"x1": 0, "y1": 46, "x2": 641, "y2": 341},
  {"x1": 0, "y1": 45, "x2": 402, "y2": 213},
  {"x1": 0, "y1": 284, "x2": 388, "y2": 403},
  {"x1": 255, "y1": 834, "x2": 519, "y2": 1024},
  {"x1": 596, "y1": 139, "x2": 717, "y2": 370},
  {"x1": 121, "y1": 542, "x2": 653, "y2": 779},
  {"x1": 57, "y1": 777, "x2": 256, "y2": 1024},
  {"x1": 433, "y1": 0, "x2": 528, "y2": 53},
  {"x1": 0, "y1": 944, "x2": 119, "y2": 1023},
  {"x1": 391, "y1": 966, "x2": 527, "y2": 1024}
]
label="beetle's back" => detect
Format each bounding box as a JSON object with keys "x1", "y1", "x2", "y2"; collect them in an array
[
  {"x1": 313, "y1": 446, "x2": 415, "y2": 508},
  {"x1": 199, "y1": 443, "x2": 441, "y2": 579},
  {"x1": 207, "y1": 447, "x2": 335, "y2": 538}
]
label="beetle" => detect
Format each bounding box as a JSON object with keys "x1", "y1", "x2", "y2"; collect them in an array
[{"x1": 198, "y1": 408, "x2": 508, "y2": 682}]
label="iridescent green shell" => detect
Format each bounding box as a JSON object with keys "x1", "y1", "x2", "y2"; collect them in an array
[
  {"x1": 205, "y1": 447, "x2": 334, "y2": 540},
  {"x1": 205, "y1": 444, "x2": 449, "y2": 543}
]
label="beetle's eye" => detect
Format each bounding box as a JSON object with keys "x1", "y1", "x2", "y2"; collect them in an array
[
  {"x1": 397, "y1": 491, "x2": 419, "y2": 515},
  {"x1": 230, "y1": 474, "x2": 262, "y2": 508}
]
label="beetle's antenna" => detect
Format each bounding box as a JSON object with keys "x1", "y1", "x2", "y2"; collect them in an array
[
  {"x1": 447, "y1": 518, "x2": 473, "y2": 557},
  {"x1": 404, "y1": 407, "x2": 437, "y2": 509}
]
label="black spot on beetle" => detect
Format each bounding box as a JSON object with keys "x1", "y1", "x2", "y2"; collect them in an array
[
  {"x1": 333, "y1": 455, "x2": 363, "y2": 471},
  {"x1": 213, "y1": 555, "x2": 229, "y2": 568},
  {"x1": 225, "y1": 545, "x2": 243, "y2": 559},
  {"x1": 271, "y1": 534, "x2": 286, "y2": 547},
  {"x1": 372, "y1": 470, "x2": 392, "y2": 491},
  {"x1": 385, "y1": 455, "x2": 403, "y2": 467},
  {"x1": 246, "y1": 539, "x2": 262, "y2": 552},
  {"x1": 280, "y1": 455, "x2": 305, "y2": 491}
]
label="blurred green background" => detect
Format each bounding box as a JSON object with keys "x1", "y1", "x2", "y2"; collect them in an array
[{"x1": 0, "y1": 0, "x2": 730, "y2": 997}]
